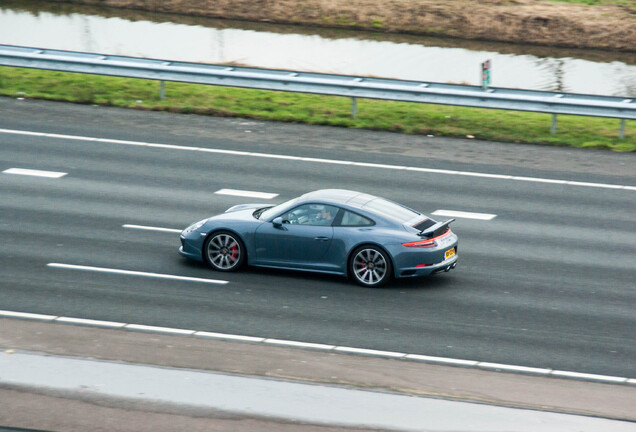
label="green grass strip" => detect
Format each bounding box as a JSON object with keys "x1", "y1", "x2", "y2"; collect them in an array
[{"x1": 1, "y1": 67, "x2": 634, "y2": 151}]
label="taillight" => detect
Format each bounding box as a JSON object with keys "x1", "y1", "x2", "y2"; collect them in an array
[
  {"x1": 402, "y1": 228, "x2": 451, "y2": 248},
  {"x1": 402, "y1": 239, "x2": 436, "y2": 248}
]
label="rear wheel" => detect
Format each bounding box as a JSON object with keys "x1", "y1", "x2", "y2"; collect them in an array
[
  {"x1": 350, "y1": 245, "x2": 392, "y2": 287},
  {"x1": 204, "y1": 231, "x2": 245, "y2": 272}
]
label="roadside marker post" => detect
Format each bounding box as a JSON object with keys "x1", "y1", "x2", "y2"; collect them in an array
[
  {"x1": 481, "y1": 60, "x2": 491, "y2": 91},
  {"x1": 620, "y1": 119, "x2": 625, "y2": 139}
]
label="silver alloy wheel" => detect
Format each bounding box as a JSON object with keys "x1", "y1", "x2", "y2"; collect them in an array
[
  {"x1": 352, "y1": 247, "x2": 389, "y2": 287},
  {"x1": 206, "y1": 232, "x2": 242, "y2": 271}
]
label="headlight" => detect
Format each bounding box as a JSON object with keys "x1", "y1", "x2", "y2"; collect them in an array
[{"x1": 184, "y1": 218, "x2": 208, "y2": 233}]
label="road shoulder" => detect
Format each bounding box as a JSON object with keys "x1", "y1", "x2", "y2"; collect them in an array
[{"x1": 1, "y1": 318, "x2": 634, "y2": 425}]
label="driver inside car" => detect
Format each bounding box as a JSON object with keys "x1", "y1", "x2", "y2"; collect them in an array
[{"x1": 314, "y1": 207, "x2": 333, "y2": 225}]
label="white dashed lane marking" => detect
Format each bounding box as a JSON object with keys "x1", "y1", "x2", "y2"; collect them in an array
[
  {"x1": 3, "y1": 168, "x2": 67, "y2": 178},
  {"x1": 432, "y1": 210, "x2": 497, "y2": 220},
  {"x1": 215, "y1": 189, "x2": 279, "y2": 199},
  {"x1": 47, "y1": 263, "x2": 228, "y2": 285},
  {"x1": 1, "y1": 128, "x2": 634, "y2": 191},
  {"x1": 123, "y1": 224, "x2": 182, "y2": 233}
]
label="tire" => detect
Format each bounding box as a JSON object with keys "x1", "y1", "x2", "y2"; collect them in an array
[
  {"x1": 204, "y1": 231, "x2": 245, "y2": 272},
  {"x1": 349, "y1": 245, "x2": 392, "y2": 288}
]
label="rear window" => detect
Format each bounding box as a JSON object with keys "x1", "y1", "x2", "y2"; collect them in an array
[
  {"x1": 338, "y1": 210, "x2": 374, "y2": 227},
  {"x1": 361, "y1": 198, "x2": 420, "y2": 222}
]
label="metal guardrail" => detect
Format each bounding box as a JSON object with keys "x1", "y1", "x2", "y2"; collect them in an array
[{"x1": 0, "y1": 45, "x2": 633, "y2": 137}]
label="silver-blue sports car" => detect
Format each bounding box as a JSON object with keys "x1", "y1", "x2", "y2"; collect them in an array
[{"x1": 179, "y1": 189, "x2": 458, "y2": 287}]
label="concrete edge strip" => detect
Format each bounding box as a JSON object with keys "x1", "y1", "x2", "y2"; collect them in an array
[
  {"x1": 0, "y1": 310, "x2": 633, "y2": 386},
  {"x1": 1, "y1": 128, "x2": 634, "y2": 191}
]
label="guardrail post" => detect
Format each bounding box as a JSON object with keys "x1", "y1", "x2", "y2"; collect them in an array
[
  {"x1": 619, "y1": 119, "x2": 625, "y2": 139},
  {"x1": 159, "y1": 80, "x2": 165, "y2": 100},
  {"x1": 551, "y1": 114, "x2": 557, "y2": 134},
  {"x1": 351, "y1": 97, "x2": 357, "y2": 118}
]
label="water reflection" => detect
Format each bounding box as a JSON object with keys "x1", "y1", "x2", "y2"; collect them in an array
[{"x1": 1, "y1": 2, "x2": 634, "y2": 96}]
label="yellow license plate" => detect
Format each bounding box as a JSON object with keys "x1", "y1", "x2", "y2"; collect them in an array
[{"x1": 445, "y1": 248, "x2": 455, "y2": 260}]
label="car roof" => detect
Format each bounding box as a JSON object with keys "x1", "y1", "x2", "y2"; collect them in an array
[{"x1": 300, "y1": 189, "x2": 377, "y2": 209}]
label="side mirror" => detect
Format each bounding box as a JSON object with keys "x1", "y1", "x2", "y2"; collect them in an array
[{"x1": 272, "y1": 216, "x2": 284, "y2": 228}]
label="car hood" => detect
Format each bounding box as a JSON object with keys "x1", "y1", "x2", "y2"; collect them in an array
[
  {"x1": 225, "y1": 203, "x2": 272, "y2": 213},
  {"x1": 208, "y1": 207, "x2": 262, "y2": 222}
]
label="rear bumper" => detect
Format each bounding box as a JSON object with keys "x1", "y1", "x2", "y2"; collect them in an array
[
  {"x1": 396, "y1": 254, "x2": 458, "y2": 278},
  {"x1": 388, "y1": 233, "x2": 458, "y2": 279}
]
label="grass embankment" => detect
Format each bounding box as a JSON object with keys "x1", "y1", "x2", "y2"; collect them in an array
[{"x1": 1, "y1": 67, "x2": 634, "y2": 151}]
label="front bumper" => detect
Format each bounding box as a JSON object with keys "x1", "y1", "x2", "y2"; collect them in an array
[{"x1": 179, "y1": 234, "x2": 204, "y2": 262}]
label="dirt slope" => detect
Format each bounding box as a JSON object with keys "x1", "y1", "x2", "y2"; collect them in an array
[{"x1": 49, "y1": 0, "x2": 636, "y2": 51}]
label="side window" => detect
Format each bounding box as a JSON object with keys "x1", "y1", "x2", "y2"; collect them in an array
[
  {"x1": 280, "y1": 204, "x2": 338, "y2": 226},
  {"x1": 338, "y1": 210, "x2": 374, "y2": 227}
]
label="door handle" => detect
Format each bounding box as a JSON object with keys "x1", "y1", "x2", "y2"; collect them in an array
[{"x1": 314, "y1": 236, "x2": 330, "y2": 241}]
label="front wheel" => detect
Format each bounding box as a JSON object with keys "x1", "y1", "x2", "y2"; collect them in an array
[
  {"x1": 204, "y1": 231, "x2": 245, "y2": 272},
  {"x1": 350, "y1": 246, "x2": 392, "y2": 287}
]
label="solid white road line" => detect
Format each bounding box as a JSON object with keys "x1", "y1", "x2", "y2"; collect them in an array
[
  {"x1": 334, "y1": 347, "x2": 407, "y2": 358},
  {"x1": 215, "y1": 188, "x2": 279, "y2": 199},
  {"x1": 405, "y1": 354, "x2": 478, "y2": 366},
  {"x1": 477, "y1": 362, "x2": 551, "y2": 375},
  {"x1": 2, "y1": 128, "x2": 634, "y2": 191},
  {"x1": 47, "y1": 263, "x2": 228, "y2": 285},
  {"x1": 123, "y1": 224, "x2": 182, "y2": 233},
  {"x1": 0, "y1": 310, "x2": 57, "y2": 321},
  {"x1": 264, "y1": 339, "x2": 336, "y2": 350},
  {"x1": 194, "y1": 331, "x2": 265, "y2": 343},
  {"x1": 432, "y1": 209, "x2": 497, "y2": 220},
  {"x1": 125, "y1": 324, "x2": 196, "y2": 335},
  {"x1": 3, "y1": 167, "x2": 67, "y2": 178},
  {"x1": 551, "y1": 370, "x2": 628, "y2": 383},
  {"x1": 0, "y1": 309, "x2": 633, "y2": 386},
  {"x1": 56, "y1": 317, "x2": 126, "y2": 328}
]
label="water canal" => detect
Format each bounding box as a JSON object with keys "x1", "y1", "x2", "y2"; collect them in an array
[{"x1": 1, "y1": 1, "x2": 634, "y2": 97}]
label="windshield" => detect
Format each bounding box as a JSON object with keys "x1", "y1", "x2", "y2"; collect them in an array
[
  {"x1": 257, "y1": 197, "x2": 300, "y2": 220},
  {"x1": 361, "y1": 198, "x2": 420, "y2": 222}
]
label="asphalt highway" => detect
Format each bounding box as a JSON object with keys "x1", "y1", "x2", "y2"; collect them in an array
[{"x1": 1, "y1": 97, "x2": 635, "y2": 378}]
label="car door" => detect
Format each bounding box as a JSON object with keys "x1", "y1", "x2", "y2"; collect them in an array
[{"x1": 254, "y1": 204, "x2": 338, "y2": 270}]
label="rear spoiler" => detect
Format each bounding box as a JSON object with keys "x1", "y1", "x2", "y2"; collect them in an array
[{"x1": 418, "y1": 218, "x2": 455, "y2": 238}]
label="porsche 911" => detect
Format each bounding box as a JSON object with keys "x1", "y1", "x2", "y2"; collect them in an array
[{"x1": 179, "y1": 189, "x2": 458, "y2": 287}]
